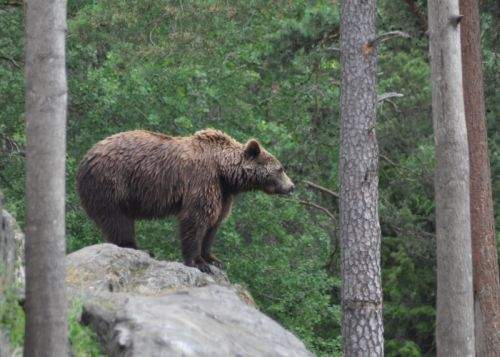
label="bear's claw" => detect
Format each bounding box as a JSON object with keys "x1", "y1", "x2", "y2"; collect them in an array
[
  {"x1": 184, "y1": 257, "x2": 213, "y2": 274},
  {"x1": 196, "y1": 262, "x2": 212, "y2": 274},
  {"x1": 209, "y1": 260, "x2": 224, "y2": 270},
  {"x1": 203, "y1": 254, "x2": 224, "y2": 270},
  {"x1": 210, "y1": 261, "x2": 224, "y2": 269}
]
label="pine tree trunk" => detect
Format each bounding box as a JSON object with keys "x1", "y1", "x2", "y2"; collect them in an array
[
  {"x1": 24, "y1": 0, "x2": 68, "y2": 355},
  {"x1": 339, "y1": 0, "x2": 383, "y2": 355},
  {"x1": 428, "y1": 1, "x2": 475, "y2": 355},
  {"x1": 459, "y1": 0, "x2": 500, "y2": 354}
]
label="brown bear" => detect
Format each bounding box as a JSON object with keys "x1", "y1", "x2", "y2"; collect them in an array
[{"x1": 76, "y1": 129, "x2": 294, "y2": 273}]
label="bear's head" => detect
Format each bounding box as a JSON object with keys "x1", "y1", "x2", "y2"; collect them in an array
[{"x1": 241, "y1": 139, "x2": 294, "y2": 195}]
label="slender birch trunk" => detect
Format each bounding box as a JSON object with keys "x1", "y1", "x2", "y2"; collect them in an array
[
  {"x1": 428, "y1": 1, "x2": 475, "y2": 355},
  {"x1": 24, "y1": 0, "x2": 68, "y2": 355}
]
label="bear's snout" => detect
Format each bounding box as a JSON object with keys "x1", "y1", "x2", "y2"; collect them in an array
[
  {"x1": 276, "y1": 173, "x2": 294, "y2": 195},
  {"x1": 281, "y1": 183, "x2": 294, "y2": 195}
]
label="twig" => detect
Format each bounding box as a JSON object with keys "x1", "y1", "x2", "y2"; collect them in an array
[
  {"x1": 287, "y1": 192, "x2": 340, "y2": 272},
  {"x1": 304, "y1": 180, "x2": 340, "y2": 199},
  {"x1": 297, "y1": 199, "x2": 336, "y2": 221},
  {"x1": 0, "y1": 55, "x2": 21, "y2": 69},
  {"x1": 0, "y1": 1, "x2": 23, "y2": 8},
  {"x1": 149, "y1": 27, "x2": 157, "y2": 47},
  {"x1": 1, "y1": 134, "x2": 24, "y2": 156},
  {"x1": 369, "y1": 31, "x2": 410, "y2": 46},
  {"x1": 379, "y1": 153, "x2": 399, "y2": 167},
  {"x1": 377, "y1": 92, "x2": 403, "y2": 105},
  {"x1": 325, "y1": 46, "x2": 341, "y2": 55}
]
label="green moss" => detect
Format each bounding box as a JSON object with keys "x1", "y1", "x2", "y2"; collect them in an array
[
  {"x1": 0, "y1": 288, "x2": 24, "y2": 348},
  {"x1": 0, "y1": 292, "x2": 103, "y2": 356},
  {"x1": 69, "y1": 300, "x2": 103, "y2": 357}
]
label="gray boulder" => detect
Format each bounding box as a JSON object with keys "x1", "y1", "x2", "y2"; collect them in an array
[
  {"x1": 66, "y1": 244, "x2": 313, "y2": 357},
  {"x1": 0, "y1": 208, "x2": 25, "y2": 293},
  {"x1": 0, "y1": 192, "x2": 24, "y2": 356}
]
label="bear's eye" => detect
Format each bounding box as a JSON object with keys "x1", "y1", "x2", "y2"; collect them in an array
[{"x1": 277, "y1": 167, "x2": 284, "y2": 174}]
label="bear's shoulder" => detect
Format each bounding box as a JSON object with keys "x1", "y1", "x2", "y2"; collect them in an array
[
  {"x1": 102, "y1": 130, "x2": 173, "y2": 144},
  {"x1": 192, "y1": 129, "x2": 239, "y2": 147}
]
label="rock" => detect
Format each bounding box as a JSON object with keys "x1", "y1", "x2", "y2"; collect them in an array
[
  {"x1": 0, "y1": 192, "x2": 25, "y2": 356},
  {"x1": 0, "y1": 330, "x2": 13, "y2": 357},
  {"x1": 66, "y1": 244, "x2": 312, "y2": 357},
  {"x1": 66, "y1": 243, "x2": 229, "y2": 296},
  {"x1": 0, "y1": 204, "x2": 25, "y2": 292}
]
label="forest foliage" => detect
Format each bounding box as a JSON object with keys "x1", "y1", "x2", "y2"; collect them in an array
[{"x1": 0, "y1": 0, "x2": 498, "y2": 355}]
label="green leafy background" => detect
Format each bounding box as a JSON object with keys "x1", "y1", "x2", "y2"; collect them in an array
[{"x1": 0, "y1": 0, "x2": 498, "y2": 355}]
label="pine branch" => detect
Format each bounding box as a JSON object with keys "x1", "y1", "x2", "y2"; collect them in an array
[
  {"x1": 377, "y1": 92, "x2": 404, "y2": 105},
  {"x1": 0, "y1": 55, "x2": 21, "y2": 69},
  {"x1": 304, "y1": 180, "x2": 340, "y2": 199},
  {"x1": 296, "y1": 199, "x2": 336, "y2": 221},
  {"x1": 369, "y1": 31, "x2": 411, "y2": 46}
]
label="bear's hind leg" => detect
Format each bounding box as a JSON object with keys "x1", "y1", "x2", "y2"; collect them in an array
[
  {"x1": 95, "y1": 210, "x2": 137, "y2": 249},
  {"x1": 180, "y1": 219, "x2": 211, "y2": 273}
]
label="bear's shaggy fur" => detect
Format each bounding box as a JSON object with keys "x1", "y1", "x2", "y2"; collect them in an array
[{"x1": 77, "y1": 129, "x2": 294, "y2": 272}]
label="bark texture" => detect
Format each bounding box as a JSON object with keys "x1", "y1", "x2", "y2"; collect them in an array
[
  {"x1": 24, "y1": 0, "x2": 68, "y2": 355},
  {"x1": 340, "y1": 1, "x2": 383, "y2": 355},
  {"x1": 428, "y1": 1, "x2": 475, "y2": 355},
  {"x1": 459, "y1": 0, "x2": 500, "y2": 354}
]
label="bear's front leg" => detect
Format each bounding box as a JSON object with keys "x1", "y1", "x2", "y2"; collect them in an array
[
  {"x1": 180, "y1": 219, "x2": 212, "y2": 273},
  {"x1": 201, "y1": 194, "x2": 232, "y2": 269},
  {"x1": 201, "y1": 225, "x2": 224, "y2": 269}
]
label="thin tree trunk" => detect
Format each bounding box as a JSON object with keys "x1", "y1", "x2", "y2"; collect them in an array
[
  {"x1": 24, "y1": 0, "x2": 68, "y2": 355},
  {"x1": 459, "y1": 0, "x2": 500, "y2": 354},
  {"x1": 340, "y1": 0, "x2": 383, "y2": 355},
  {"x1": 428, "y1": 1, "x2": 475, "y2": 355}
]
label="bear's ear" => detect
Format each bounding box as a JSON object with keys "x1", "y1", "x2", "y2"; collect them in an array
[{"x1": 244, "y1": 139, "x2": 261, "y2": 158}]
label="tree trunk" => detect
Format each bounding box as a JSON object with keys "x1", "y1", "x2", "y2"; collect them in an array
[
  {"x1": 428, "y1": 1, "x2": 475, "y2": 356},
  {"x1": 24, "y1": 0, "x2": 68, "y2": 355},
  {"x1": 339, "y1": 0, "x2": 383, "y2": 355},
  {"x1": 459, "y1": 0, "x2": 500, "y2": 354}
]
